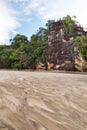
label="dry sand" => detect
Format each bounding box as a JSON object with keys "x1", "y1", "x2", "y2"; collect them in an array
[{"x1": 0, "y1": 70, "x2": 87, "y2": 130}]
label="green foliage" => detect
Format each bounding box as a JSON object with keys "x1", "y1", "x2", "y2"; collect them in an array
[
  {"x1": 46, "y1": 20, "x2": 55, "y2": 31},
  {"x1": 0, "y1": 48, "x2": 12, "y2": 68},
  {"x1": 26, "y1": 32, "x2": 47, "y2": 69},
  {"x1": 9, "y1": 50, "x2": 20, "y2": 68},
  {"x1": 11, "y1": 34, "x2": 29, "y2": 49},
  {"x1": 74, "y1": 35, "x2": 87, "y2": 56},
  {"x1": 62, "y1": 15, "x2": 77, "y2": 38}
]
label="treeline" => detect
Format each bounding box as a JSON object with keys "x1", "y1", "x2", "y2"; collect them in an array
[
  {"x1": 0, "y1": 15, "x2": 87, "y2": 69},
  {"x1": 0, "y1": 26, "x2": 49, "y2": 69},
  {"x1": 0, "y1": 33, "x2": 47, "y2": 69}
]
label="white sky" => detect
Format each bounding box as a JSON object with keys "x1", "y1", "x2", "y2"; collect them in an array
[{"x1": 0, "y1": 0, "x2": 87, "y2": 44}]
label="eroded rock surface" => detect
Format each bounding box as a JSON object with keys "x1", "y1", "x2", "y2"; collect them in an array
[
  {"x1": 46, "y1": 21, "x2": 75, "y2": 70},
  {"x1": 46, "y1": 21, "x2": 87, "y2": 71},
  {"x1": 0, "y1": 70, "x2": 87, "y2": 130}
]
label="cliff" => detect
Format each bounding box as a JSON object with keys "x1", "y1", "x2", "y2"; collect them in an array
[{"x1": 46, "y1": 21, "x2": 87, "y2": 71}]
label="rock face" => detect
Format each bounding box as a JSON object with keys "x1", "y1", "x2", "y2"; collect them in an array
[
  {"x1": 46, "y1": 21, "x2": 75, "y2": 70},
  {"x1": 74, "y1": 49, "x2": 87, "y2": 71},
  {"x1": 46, "y1": 21, "x2": 87, "y2": 71}
]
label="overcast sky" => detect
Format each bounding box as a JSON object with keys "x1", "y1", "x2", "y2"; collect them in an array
[{"x1": 0, "y1": 0, "x2": 87, "y2": 44}]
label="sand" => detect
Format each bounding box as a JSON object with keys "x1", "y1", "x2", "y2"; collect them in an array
[{"x1": 0, "y1": 70, "x2": 87, "y2": 130}]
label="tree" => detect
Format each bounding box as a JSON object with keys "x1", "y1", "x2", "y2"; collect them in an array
[
  {"x1": 62, "y1": 15, "x2": 77, "y2": 38},
  {"x1": 9, "y1": 49, "x2": 20, "y2": 69},
  {"x1": 0, "y1": 48, "x2": 12, "y2": 68},
  {"x1": 46, "y1": 20, "x2": 55, "y2": 31},
  {"x1": 11, "y1": 34, "x2": 29, "y2": 49},
  {"x1": 74, "y1": 35, "x2": 87, "y2": 58},
  {"x1": 30, "y1": 31, "x2": 47, "y2": 64}
]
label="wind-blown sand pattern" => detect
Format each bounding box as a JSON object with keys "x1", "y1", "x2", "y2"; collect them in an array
[{"x1": 0, "y1": 70, "x2": 87, "y2": 130}]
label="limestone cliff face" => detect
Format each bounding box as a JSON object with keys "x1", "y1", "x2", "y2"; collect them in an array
[
  {"x1": 46, "y1": 21, "x2": 75, "y2": 70},
  {"x1": 46, "y1": 21, "x2": 87, "y2": 71}
]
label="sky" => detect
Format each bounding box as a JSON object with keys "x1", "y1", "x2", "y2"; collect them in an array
[{"x1": 0, "y1": 0, "x2": 87, "y2": 44}]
